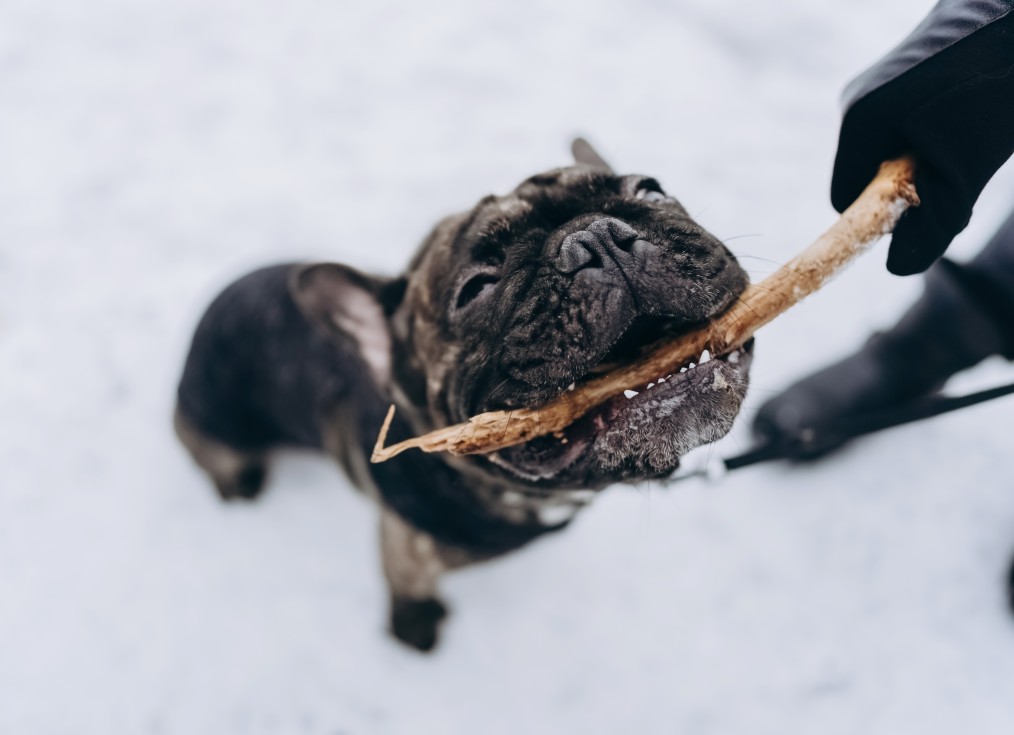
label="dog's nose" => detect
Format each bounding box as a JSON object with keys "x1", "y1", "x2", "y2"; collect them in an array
[{"x1": 557, "y1": 218, "x2": 647, "y2": 274}]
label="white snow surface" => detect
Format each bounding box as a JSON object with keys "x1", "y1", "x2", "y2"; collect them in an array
[{"x1": 2, "y1": 1, "x2": 1014, "y2": 732}]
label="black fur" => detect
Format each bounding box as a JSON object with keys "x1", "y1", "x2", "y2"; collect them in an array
[
  {"x1": 177, "y1": 264, "x2": 565, "y2": 555},
  {"x1": 390, "y1": 597, "x2": 448, "y2": 652},
  {"x1": 176, "y1": 149, "x2": 754, "y2": 649},
  {"x1": 178, "y1": 265, "x2": 356, "y2": 451}
]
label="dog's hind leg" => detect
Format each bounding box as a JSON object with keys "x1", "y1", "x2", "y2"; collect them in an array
[{"x1": 173, "y1": 407, "x2": 268, "y2": 501}]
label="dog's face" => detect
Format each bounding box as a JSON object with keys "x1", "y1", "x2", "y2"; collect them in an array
[
  {"x1": 294, "y1": 146, "x2": 753, "y2": 490},
  {"x1": 385, "y1": 155, "x2": 753, "y2": 487}
]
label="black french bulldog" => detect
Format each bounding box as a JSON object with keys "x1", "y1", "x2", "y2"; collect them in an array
[{"x1": 175, "y1": 140, "x2": 754, "y2": 651}]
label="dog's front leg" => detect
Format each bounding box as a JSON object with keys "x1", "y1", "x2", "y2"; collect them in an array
[{"x1": 379, "y1": 509, "x2": 454, "y2": 651}]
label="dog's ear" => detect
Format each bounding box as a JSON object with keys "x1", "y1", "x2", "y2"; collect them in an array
[
  {"x1": 571, "y1": 137, "x2": 613, "y2": 173},
  {"x1": 289, "y1": 263, "x2": 406, "y2": 383}
]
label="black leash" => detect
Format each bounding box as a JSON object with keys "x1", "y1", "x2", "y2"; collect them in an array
[{"x1": 672, "y1": 378, "x2": 1014, "y2": 482}]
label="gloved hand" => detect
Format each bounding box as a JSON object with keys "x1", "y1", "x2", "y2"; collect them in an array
[{"x1": 831, "y1": 0, "x2": 1014, "y2": 276}]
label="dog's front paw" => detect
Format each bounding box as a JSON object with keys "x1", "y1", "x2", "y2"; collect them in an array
[{"x1": 390, "y1": 596, "x2": 448, "y2": 652}]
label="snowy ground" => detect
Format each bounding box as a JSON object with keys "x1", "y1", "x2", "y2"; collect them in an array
[{"x1": 2, "y1": 0, "x2": 1014, "y2": 732}]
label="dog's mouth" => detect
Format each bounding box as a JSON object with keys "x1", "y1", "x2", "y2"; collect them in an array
[{"x1": 485, "y1": 314, "x2": 754, "y2": 484}]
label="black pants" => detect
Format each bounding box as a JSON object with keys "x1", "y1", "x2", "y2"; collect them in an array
[
  {"x1": 960, "y1": 207, "x2": 1014, "y2": 356},
  {"x1": 896, "y1": 208, "x2": 1014, "y2": 373}
]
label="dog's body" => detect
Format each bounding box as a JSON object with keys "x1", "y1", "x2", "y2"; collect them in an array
[{"x1": 176, "y1": 143, "x2": 753, "y2": 650}]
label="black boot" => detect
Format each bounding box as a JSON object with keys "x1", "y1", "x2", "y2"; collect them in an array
[
  {"x1": 752, "y1": 257, "x2": 1014, "y2": 458},
  {"x1": 1008, "y1": 561, "x2": 1014, "y2": 617}
]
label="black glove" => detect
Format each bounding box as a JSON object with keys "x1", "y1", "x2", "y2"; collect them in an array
[{"x1": 832, "y1": 0, "x2": 1014, "y2": 276}]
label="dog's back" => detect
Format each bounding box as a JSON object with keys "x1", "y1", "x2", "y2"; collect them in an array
[{"x1": 175, "y1": 264, "x2": 361, "y2": 497}]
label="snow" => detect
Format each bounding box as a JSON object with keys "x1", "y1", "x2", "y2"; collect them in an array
[{"x1": 2, "y1": 0, "x2": 1014, "y2": 732}]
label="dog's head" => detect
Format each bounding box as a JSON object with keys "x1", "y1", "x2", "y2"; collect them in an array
[{"x1": 294, "y1": 141, "x2": 752, "y2": 489}]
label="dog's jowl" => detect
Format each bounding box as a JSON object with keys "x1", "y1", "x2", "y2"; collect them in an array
[{"x1": 175, "y1": 142, "x2": 754, "y2": 651}]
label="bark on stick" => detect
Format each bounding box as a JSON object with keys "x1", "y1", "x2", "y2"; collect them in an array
[{"x1": 372, "y1": 157, "x2": 918, "y2": 463}]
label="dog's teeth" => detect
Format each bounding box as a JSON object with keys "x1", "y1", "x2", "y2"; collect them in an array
[
  {"x1": 680, "y1": 367, "x2": 687, "y2": 373},
  {"x1": 689, "y1": 362, "x2": 696, "y2": 369},
  {"x1": 623, "y1": 389, "x2": 639, "y2": 399},
  {"x1": 700, "y1": 349, "x2": 711, "y2": 364},
  {"x1": 728, "y1": 351, "x2": 740, "y2": 364},
  {"x1": 657, "y1": 377, "x2": 666, "y2": 383},
  {"x1": 567, "y1": 382, "x2": 576, "y2": 391},
  {"x1": 647, "y1": 382, "x2": 654, "y2": 389}
]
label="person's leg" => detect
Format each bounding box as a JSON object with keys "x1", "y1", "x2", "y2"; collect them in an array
[
  {"x1": 961, "y1": 208, "x2": 1014, "y2": 342},
  {"x1": 969, "y1": 212, "x2": 1014, "y2": 619},
  {"x1": 752, "y1": 208, "x2": 1014, "y2": 455}
]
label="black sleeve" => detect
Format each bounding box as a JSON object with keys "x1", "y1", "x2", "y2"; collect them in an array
[{"x1": 831, "y1": 1, "x2": 1014, "y2": 275}]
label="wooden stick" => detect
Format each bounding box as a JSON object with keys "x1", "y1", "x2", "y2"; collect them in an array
[{"x1": 371, "y1": 157, "x2": 919, "y2": 463}]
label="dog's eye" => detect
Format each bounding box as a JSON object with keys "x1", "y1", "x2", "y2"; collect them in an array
[{"x1": 454, "y1": 273, "x2": 499, "y2": 311}]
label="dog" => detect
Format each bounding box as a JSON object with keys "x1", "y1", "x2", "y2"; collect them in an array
[{"x1": 174, "y1": 140, "x2": 754, "y2": 650}]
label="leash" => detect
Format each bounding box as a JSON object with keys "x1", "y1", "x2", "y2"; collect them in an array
[{"x1": 671, "y1": 378, "x2": 1014, "y2": 483}]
